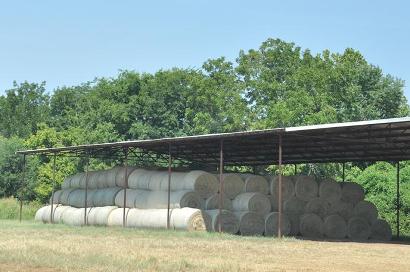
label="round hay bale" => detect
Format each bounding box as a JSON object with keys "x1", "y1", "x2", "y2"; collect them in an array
[
  {"x1": 35, "y1": 206, "x2": 48, "y2": 222},
  {"x1": 305, "y1": 198, "x2": 330, "y2": 218},
  {"x1": 128, "y1": 169, "x2": 152, "y2": 190},
  {"x1": 347, "y1": 216, "x2": 371, "y2": 240},
  {"x1": 144, "y1": 190, "x2": 202, "y2": 209},
  {"x1": 127, "y1": 208, "x2": 168, "y2": 229},
  {"x1": 218, "y1": 173, "x2": 244, "y2": 199},
  {"x1": 283, "y1": 196, "x2": 306, "y2": 214},
  {"x1": 61, "y1": 207, "x2": 91, "y2": 226},
  {"x1": 183, "y1": 170, "x2": 219, "y2": 198},
  {"x1": 50, "y1": 190, "x2": 63, "y2": 204},
  {"x1": 205, "y1": 209, "x2": 239, "y2": 234},
  {"x1": 171, "y1": 208, "x2": 211, "y2": 231},
  {"x1": 295, "y1": 176, "x2": 318, "y2": 201},
  {"x1": 107, "y1": 208, "x2": 129, "y2": 226},
  {"x1": 299, "y1": 213, "x2": 324, "y2": 238},
  {"x1": 204, "y1": 193, "x2": 233, "y2": 210},
  {"x1": 353, "y1": 200, "x2": 378, "y2": 224},
  {"x1": 241, "y1": 174, "x2": 269, "y2": 195},
  {"x1": 67, "y1": 189, "x2": 94, "y2": 208},
  {"x1": 268, "y1": 175, "x2": 295, "y2": 202},
  {"x1": 319, "y1": 179, "x2": 341, "y2": 202},
  {"x1": 328, "y1": 199, "x2": 353, "y2": 220},
  {"x1": 370, "y1": 219, "x2": 392, "y2": 241},
  {"x1": 87, "y1": 206, "x2": 117, "y2": 226},
  {"x1": 115, "y1": 166, "x2": 138, "y2": 187},
  {"x1": 92, "y1": 187, "x2": 122, "y2": 207},
  {"x1": 70, "y1": 173, "x2": 85, "y2": 188},
  {"x1": 87, "y1": 171, "x2": 100, "y2": 189},
  {"x1": 61, "y1": 176, "x2": 72, "y2": 189},
  {"x1": 323, "y1": 214, "x2": 347, "y2": 239},
  {"x1": 233, "y1": 211, "x2": 264, "y2": 236},
  {"x1": 264, "y1": 212, "x2": 291, "y2": 236},
  {"x1": 115, "y1": 188, "x2": 140, "y2": 208},
  {"x1": 53, "y1": 205, "x2": 72, "y2": 223},
  {"x1": 59, "y1": 188, "x2": 77, "y2": 205},
  {"x1": 232, "y1": 192, "x2": 271, "y2": 215},
  {"x1": 341, "y1": 182, "x2": 364, "y2": 205},
  {"x1": 286, "y1": 213, "x2": 301, "y2": 236}
]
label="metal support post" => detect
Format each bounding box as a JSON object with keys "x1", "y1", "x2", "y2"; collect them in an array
[
  {"x1": 167, "y1": 143, "x2": 172, "y2": 229},
  {"x1": 294, "y1": 164, "x2": 297, "y2": 175},
  {"x1": 84, "y1": 153, "x2": 89, "y2": 225},
  {"x1": 396, "y1": 161, "x2": 400, "y2": 238},
  {"x1": 218, "y1": 140, "x2": 224, "y2": 233},
  {"x1": 19, "y1": 154, "x2": 26, "y2": 223},
  {"x1": 123, "y1": 147, "x2": 129, "y2": 227},
  {"x1": 278, "y1": 134, "x2": 283, "y2": 238},
  {"x1": 50, "y1": 153, "x2": 56, "y2": 223},
  {"x1": 342, "y1": 163, "x2": 345, "y2": 182}
]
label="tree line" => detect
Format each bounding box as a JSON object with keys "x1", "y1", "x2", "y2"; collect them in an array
[{"x1": 0, "y1": 38, "x2": 408, "y2": 234}]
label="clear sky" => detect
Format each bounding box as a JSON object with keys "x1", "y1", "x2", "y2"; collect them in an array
[{"x1": 1, "y1": 0, "x2": 409, "y2": 100}]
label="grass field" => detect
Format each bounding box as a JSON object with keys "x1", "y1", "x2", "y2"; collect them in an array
[{"x1": 0, "y1": 220, "x2": 409, "y2": 272}]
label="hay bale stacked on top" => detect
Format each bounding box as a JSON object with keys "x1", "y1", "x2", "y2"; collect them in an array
[{"x1": 35, "y1": 169, "x2": 392, "y2": 240}]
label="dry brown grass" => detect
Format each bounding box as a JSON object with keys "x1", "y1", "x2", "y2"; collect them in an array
[{"x1": 0, "y1": 220, "x2": 409, "y2": 272}]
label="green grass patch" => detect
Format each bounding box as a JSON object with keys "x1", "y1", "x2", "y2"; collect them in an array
[{"x1": 0, "y1": 197, "x2": 42, "y2": 220}]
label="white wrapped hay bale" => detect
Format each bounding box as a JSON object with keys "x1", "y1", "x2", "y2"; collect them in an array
[
  {"x1": 128, "y1": 170, "x2": 218, "y2": 199},
  {"x1": 268, "y1": 175, "x2": 295, "y2": 199},
  {"x1": 283, "y1": 196, "x2": 306, "y2": 214},
  {"x1": 347, "y1": 217, "x2": 371, "y2": 240},
  {"x1": 61, "y1": 207, "x2": 91, "y2": 226},
  {"x1": 305, "y1": 198, "x2": 330, "y2": 218},
  {"x1": 92, "y1": 187, "x2": 122, "y2": 207},
  {"x1": 127, "y1": 208, "x2": 210, "y2": 231},
  {"x1": 87, "y1": 206, "x2": 117, "y2": 226},
  {"x1": 234, "y1": 211, "x2": 264, "y2": 236},
  {"x1": 319, "y1": 179, "x2": 341, "y2": 202},
  {"x1": 370, "y1": 219, "x2": 392, "y2": 241},
  {"x1": 294, "y1": 176, "x2": 318, "y2": 201},
  {"x1": 323, "y1": 214, "x2": 347, "y2": 239},
  {"x1": 204, "y1": 193, "x2": 232, "y2": 210},
  {"x1": 35, "y1": 206, "x2": 48, "y2": 222},
  {"x1": 240, "y1": 174, "x2": 269, "y2": 194},
  {"x1": 232, "y1": 192, "x2": 271, "y2": 215},
  {"x1": 107, "y1": 208, "x2": 129, "y2": 226},
  {"x1": 205, "y1": 209, "x2": 239, "y2": 234},
  {"x1": 300, "y1": 213, "x2": 324, "y2": 238},
  {"x1": 341, "y1": 182, "x2": 364, "y2": 205},
  {"x1": 264, "y1": 212, "x2": 291, "y2": 236},
  {"x1": 353, "y1": 200, "x2": 378, "y2": 224},
  {"x1": 218, "y1": 173, "x2": 244, "y2": 199},
  {"x1": 328, "y1": 200, "x2": 354, "y2": 221}
]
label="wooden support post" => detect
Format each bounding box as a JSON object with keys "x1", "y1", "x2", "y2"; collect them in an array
[
  {"x1": 167, "y1": 143, "x2": 172, "y2": 229},
  {"x1": 396, "y1": 161, "x2": 400, "y2": 238},
  {"x1": 218, "y1": 140, "x2": 224, "y2": 233},
  {"x1": 123, "y1": 147, "x2": 129, "y2": 228},
  {"x1": 19, "y1": 154, "x2": 26, "y2": 223},
  {"x1": 50, "y1": 153, "x2": 56, "y2": 223},
  {"x1": 278, "y1": 134, "x2": 283, "y2": 238},
  {"x1": 342, "y1": 162, "x2": 345, "y2": 182},
  {"x1": 294, "y1": 164, "x2": 297, "y2": 175}
]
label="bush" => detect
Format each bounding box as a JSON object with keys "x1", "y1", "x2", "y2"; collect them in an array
[{"x1": 0, "y1": 197, "x2": 42, "y2": 220}]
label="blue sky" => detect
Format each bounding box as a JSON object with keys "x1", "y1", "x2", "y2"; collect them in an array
[{"x1": 1, "y1": 0, "x2": 409, "y2": 100}]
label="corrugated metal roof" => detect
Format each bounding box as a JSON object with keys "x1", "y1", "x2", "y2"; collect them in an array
[{"x1": 16, "y1": 117, "x2": 410, "y2": 165}]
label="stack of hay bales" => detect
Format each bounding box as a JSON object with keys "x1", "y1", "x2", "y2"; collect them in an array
[
  {"x1": 35, "y1": 168, "x2": 392, "y2": 240},
  {"x1": 265, "y1": 175, "x2": 392, "y2": 241}
]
